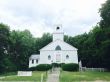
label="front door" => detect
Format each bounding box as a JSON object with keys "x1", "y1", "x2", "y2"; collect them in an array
[{"x1": 56, "y1": 54, "x2": 61, "y2": 63}]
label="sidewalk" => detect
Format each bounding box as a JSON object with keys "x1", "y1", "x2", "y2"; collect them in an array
[{"x1": 46, "y1": 68, "x2": 60, "y2": 82}]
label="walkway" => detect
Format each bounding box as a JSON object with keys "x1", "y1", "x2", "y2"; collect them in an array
[{"x1": 46, "y1": 68, "x2": 60, "y2": 82}]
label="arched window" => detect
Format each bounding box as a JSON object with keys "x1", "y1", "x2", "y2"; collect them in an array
[
  {"x1": 36, "y1": 59, "x2": 38, "y2": 63},
  {"x1": 48, "y1": 55, "x2": 51, "y2": 60},
  {"x1": 32, "y1": 59, "x2": 34, "y2": 64},
  {"x1": 55, "y1": 45, "x2": 61, "y2": 50},
  {"x1": 66, "y1": 55, "x2": 69, "y2": 59}
]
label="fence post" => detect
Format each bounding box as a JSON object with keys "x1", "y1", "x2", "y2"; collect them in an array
[{"x1": 41, "y1": 74, "x2": 43, "y2": 82}]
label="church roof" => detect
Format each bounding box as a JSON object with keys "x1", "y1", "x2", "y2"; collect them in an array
[
  {"x1": 29, "y1": 54, "x2": 40, "y2": 60},
  {"x1": 40, "y1": 40, "x2": 78, "y2": 51}
]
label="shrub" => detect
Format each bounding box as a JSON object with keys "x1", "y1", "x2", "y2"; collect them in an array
[
  {"x1": 29, "y1": 64, "x2": 52, "y2": 71},
  {"x1": 52, "y1": 63, "x2": 60, "y2": 67},
  {"x1": 52, "y1": 63, "x2": 65, "y2": 67},
  {"x1": 28, "y1": 67, "x2": 37, "y2": 71},
  {"x1": 61, "y1": 63, "x2": 79, "y2": 71},
  {"x1": 0, "y1": 58, "x2": 17, "y2": 73},
  {"x1": 36, "y1": 64, "x2": 52, "y2": 71}
]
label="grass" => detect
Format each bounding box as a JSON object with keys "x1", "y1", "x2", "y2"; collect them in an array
[
  {"x1": 0, "y1": 72, "x2": 17, "y2": 77},
  {"x1": 0, "y1": 71, "x2": 47, "y2": 82},
  {"x1": 1, "y1": 70, "x2": 110, "y2": 82},
  {"x1": 60, "y1": 71, "x2": 110, "y2": 82}
]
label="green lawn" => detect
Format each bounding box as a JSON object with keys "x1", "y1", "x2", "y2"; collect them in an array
[
  {"x1": 0, "y1": 72, "x2": 17, "y2": 77},
  {"x1": 0, "y1": 71, "x2": 47, "y2": 82},
  {"x1": 60, "y1": 71, "x2": 110, "y2": 82}
]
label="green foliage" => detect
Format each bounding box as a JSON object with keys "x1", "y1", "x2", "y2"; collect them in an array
[
  {"x1": 0, "y1": 23, "x2": 10, "y2": 73},
  {"x1": 62, "y1": 63, "x2": 79, "y2": 71},
  {"x1": 9, "y1": 30, "x2": 36, "y2": 70},
  {"x1": 36, "y1": 64, "x2": 52, "y2": 71},
  {"x1": 34, "y1": 33, "x2": 52, "y2": 54},
  {"x1": 29, "y1": 64, "x2": 52, "y2": 71},
  {"x1": 28, "y1": 67, "x2": 37, "y2": 71},
  {"x1": 99, "y1": 0, "x2": 110, "y2": 28},
  {"x1": 1, "y1": 58, "x2": 17, "y2": 72},
  {"x1": 99, "y1": 40, "x2": 110, "y2": 69},
  {"x1": 52, "y1": 63, "x2": 64, "y2": 67}
]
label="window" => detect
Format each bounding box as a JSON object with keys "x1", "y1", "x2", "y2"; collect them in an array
[
  {"x1": 32, "y1": 59, "x2": 34, "y2": 64},
  {"x1": 48, "y1": 55, "x2": 51, "y2": 60},
  {"x1": 56, "y1": 26, "x2": 60, "y2": 30},
  {"x1": 66, "y1": 55, "x2": 69, "y2": 59},
  {"x1": 36, "y1": 59, "x2": 38, "y2": 63},
  {"x1": 55, "y1": 45, "x2": 61, "y2": 50}
]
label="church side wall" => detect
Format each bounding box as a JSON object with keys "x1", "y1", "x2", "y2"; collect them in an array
[{"x1": 61, "y1": 50, "x2": 78, "y2": 64}]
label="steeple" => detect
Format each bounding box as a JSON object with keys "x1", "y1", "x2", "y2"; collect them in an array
[{"x1": 53, "y1": 25, "x2": 64, "y2": 41}]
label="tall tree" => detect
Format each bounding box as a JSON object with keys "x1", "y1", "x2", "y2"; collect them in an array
[
  {"x1": 0, "y1": 23, "x2": 13, "y2": 73},
  {"x1": 99, "y1": 0, "x2": 110, "y2": 28},
  {"x1": 9, "y1": 30, "x2": 36, "y2": 70},
  {"x1": 34, "y1": 33, "x2": 52, "y2": 54}
]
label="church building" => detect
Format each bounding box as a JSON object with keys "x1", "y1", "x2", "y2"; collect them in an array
[{"x1": 29, "y1": 25, "x2": 78, "y2": 68}]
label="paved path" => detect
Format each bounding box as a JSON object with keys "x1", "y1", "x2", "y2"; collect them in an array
[{"x1": 46, "y1": 68, "x2": 60, "y2": 82}]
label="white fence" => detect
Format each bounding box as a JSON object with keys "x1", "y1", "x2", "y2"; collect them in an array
[{"x1": 80, "y1": 67, "x2": 107, "y2": 72}]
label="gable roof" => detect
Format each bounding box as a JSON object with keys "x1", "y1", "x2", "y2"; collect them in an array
[
  {"x1": 40, "y1": 39, "x2": 77, "y2": 51},
  {"x1": 29, "y1": 54, "x2": 40, "y2": 60}
]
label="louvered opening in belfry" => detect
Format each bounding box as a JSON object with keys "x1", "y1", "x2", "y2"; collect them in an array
[{"x1": 55, "y1": 45, "x2": 61, "y2": 50}]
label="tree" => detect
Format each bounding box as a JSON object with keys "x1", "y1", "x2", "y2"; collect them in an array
[
  {"x1": 9, "y1": 30, "x2": 36, "y2": 70},
  {"x1": 100, "y1": 40, "x2": 110, "y2": 69},
  {"x1": 0, "y1": 23, "x2": 12, "y2": 73},
  {"x1": 99, "y1": 0, "x2": 110, "y2": 28},
  {"x1": 34, "y1": 33, "x2": 52, "y2": 54}
]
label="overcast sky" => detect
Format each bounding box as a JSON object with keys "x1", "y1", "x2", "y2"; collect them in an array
[{"x1": 0, "y1": 0, "x2": 106, "y2": 37}]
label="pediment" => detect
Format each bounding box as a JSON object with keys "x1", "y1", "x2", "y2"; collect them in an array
[{"x1": 40, "y1": 40, "x2": 77, "y2": 51}]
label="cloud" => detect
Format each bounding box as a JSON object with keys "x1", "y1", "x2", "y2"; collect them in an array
[{"x1": 0, "y1": 0, "x2": 106, "y2": 37}]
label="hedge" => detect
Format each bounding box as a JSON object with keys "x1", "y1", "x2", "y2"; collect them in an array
[
  {"x1": 52, "y1": 63, "x2": 65, "y2": 67},
  {"x1": 61, "y1": 63, "x2": 79, "y2": 71},
  {"x1": 29, "y1": 64, "x2": 52, "y2": 71}
]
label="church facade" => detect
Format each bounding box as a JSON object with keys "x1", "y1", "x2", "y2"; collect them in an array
[{"x1": 29, "y1": 26, "x2": 78, "y2": 68}]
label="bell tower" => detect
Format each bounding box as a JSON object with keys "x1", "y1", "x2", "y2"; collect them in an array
[{"x1": 53, "y1": 25, "x2": 64, "y2": 41}]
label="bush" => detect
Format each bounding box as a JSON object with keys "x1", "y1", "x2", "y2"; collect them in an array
[
  {"x1": 52, "y1": 63, "x2": 65, "y2": 67},
  {"x1": 36, "y1": 64, "x2": 52, "y2": 71},
  {"x1": 52, "y1": 63, "x2": 60, "y2": 67},
  {"x1": 0, "y1": 58, "x2": 17, "y2": 73},
  {"x1": 29, "y1": 64, "x2": 52, "y2": 71},
  {"x1": 28, "y1": 67, "x2": 37, "y2": 71},
  {"x1": 61, "y1": 63, "x2": 79, "y2": 71}
]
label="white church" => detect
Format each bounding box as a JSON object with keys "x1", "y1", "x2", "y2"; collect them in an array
[{"x1": 29, "y1": 26, "x2": 78, "y2": 68}]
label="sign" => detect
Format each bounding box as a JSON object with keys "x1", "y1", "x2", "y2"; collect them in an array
[{"x1": 18, "y1": 71, "x2": 32, "y2": 76}]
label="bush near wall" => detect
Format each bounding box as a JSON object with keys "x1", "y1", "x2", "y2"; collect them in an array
[
  {"x1": 52, "y1": 63, "x2": 60, "y2": 67},
  {"x1": 61, "y1": 63, "x2": 79, "y2": 71},
  {"x1": 29, "y1": 64, "x2": 52, "y2": 71},
  {"x1": 52, "y1": 63, "x2": 65, "y2": 67},
  {"x1": 28, "y1": 67, "x2": 37, "y2": 71}
]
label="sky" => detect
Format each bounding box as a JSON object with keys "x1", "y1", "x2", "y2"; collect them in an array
[{"x1": 0, "y1": 0, "x2": 106, "y2": 37}]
